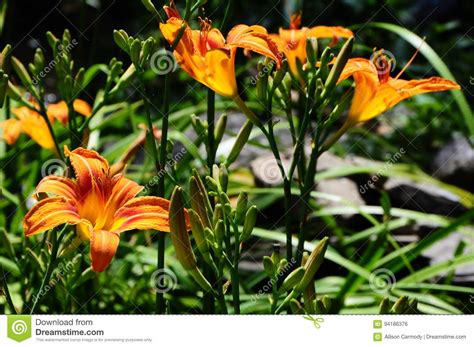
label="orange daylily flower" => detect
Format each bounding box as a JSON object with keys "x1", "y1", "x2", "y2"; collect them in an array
[
  {"x1": 47, "y1": 99, "x2": 92, "y2": 125},
  {"x1": 0, "y1": 99, "x2": 92, "y2": 150},
  {"x1": 338, "y1": 56, "x2": 461, "y2": 124},
  {"x1": 23, "y1": 147, "x2": 190, "y2": 272},
  {"x1": 159, "y1": 5, "x2": 281, "y2": 98},
  {"x1": 270, "y1": 12, "x2": 353, "y2": 76}
]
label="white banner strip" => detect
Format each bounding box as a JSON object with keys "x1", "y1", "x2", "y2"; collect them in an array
[{"x1": 0, "y1": 315, "x2": 472, "y2": 346}]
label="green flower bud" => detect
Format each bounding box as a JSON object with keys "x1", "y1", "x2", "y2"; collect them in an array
[
  {"x1": 240, "y1": 205, "x2": 257, "y2": 242},
  {"x1": 234, "y1": 192, "x2": 248, "y2": 224},
  {"x1": 0, "y1": 72, "x2": 8, "y2": 108},
  {"x1": 270, "y1": 60, "x2": 288, "y2": 92},
  {"x1": 212, "y1": 203, "x2": 222, "y2": 227},
  {"x1": 219, "y1": 164, "x2": 228, "y2": 191},
  {"x1": 263, "y1": 256, "x2": 274, "y2": 277},
  {"x1": 169, "y1": 186, "x2": 197, "y2": 271},
  {"x1": 34, "y1": 48, "x2": 45, "y2": 71},
  {"x1": 46, "y1": 31, "x2": 59, "y2": 50},
  {"x1": 295, "y1": 237, "x2": 329, "y2": 293},
  {"x1": 73, "y1": 67, "x2": 85, "y2": 95},
  {"x1": 130, "y1": 39, "x2": 142, "y2": 66},
  {"x1": 189, "y1": 210, "x2": 213, "y2": 265},
  {"x1": 214, "y1": 220, "x2": 225, "y2": 249},
  {"x1": 214, "y1": 113, "x2": 227, "y2": 146},
  {"x1": 191, "y1": 114, "x2": 207, "y2": 138},
  {"x1": 189, "y1": 175, "x2": 212, "y2": 229},
  {"x1": 6, "y1": 80, "x2": 23, "y2": 101},
  {"x1": 306, "y1": 37, "x2": 318, "y2": 69},
  {"x1": 206, "y1": 176, "x2": 219, "y2": 192},
  {"x1": 0, "y1": 44, "x2": 12, "y2": 73},
  {"x1": 256, "y1": 60, "x2": 268, "y2": 101},
  {"x1": 391, "y1": 296, "x2": 409, "y2": 314},
  {"x1": 280, "y1": 267, "x2": 305, "y2": 292},
  {"x1": 62, "y1": 29, "x2": 72, "y2": 45},
  {"x1": 225, "y1": 120, "x2": 253, "y2": 166},
  {"x1": 140, "y1": 37, "x2": 155, "y2": 66},
  {"x1": 113, "y1": 30, "x2": 130, "y2": 53},
  {"x1": 379, "y1": 297, "x2": 391, "y2": 314},
  {"x1": 12, "y1": 57, "x2": 33, "y2": 89},
  {"x1": 141, "y1": 0, "x2": 159, "y2": 15}
]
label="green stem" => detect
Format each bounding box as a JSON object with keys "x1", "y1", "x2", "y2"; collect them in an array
[
  {"x1": 67, "y1": 100, "x2": 79, "y2": 148},
  {"x1": 156, "y1": 72, "x2": 170, "y2": 314},
  {"x1": 38, "y1": 103, "x2": 64, "y2": 160},
  {"x1": 231, "y1": 222, "x2": 240, "y2": 313},
  {"x1": 321, "y1": 119, "x2": 352, "y2": 152},
  {"x1": 1, "y1": 265, "x2": 17, "y2": 314},
  {"x1": 204, "y1": 88, "x2": 216, "y2": 313},
  {"x1": 30, "y1": 226, "x2": 65, "y2": 314},
  {"x1": 207, "y1": 89, "x2": 216, "y2": 170},
  {"x1": 234, "y1": 95, "x2": 293, "y2": 261}
]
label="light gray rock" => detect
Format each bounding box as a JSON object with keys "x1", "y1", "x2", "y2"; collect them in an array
[
  {"x1": 422, "y1": 232, "x2": 474, "y2": 282},
  {"x1": 432, "y1": 135, "x2": 474, "y2": 192},
  {"x1": 384, "y1": 177, "x2": 468, "y2": 216}
]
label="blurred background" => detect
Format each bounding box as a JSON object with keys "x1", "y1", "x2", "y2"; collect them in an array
[{"x1": 1, "y1": 0, "x2": 473, "y2": 314}]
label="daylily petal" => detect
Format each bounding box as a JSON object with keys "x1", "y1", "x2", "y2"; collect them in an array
[
  {"x1": 160, "y1": 19, "x2": 204, "y2": 81},
  {"x1": 95, "y1": 175, "x2": 143, "y2": 230},
  {"x1": 23, "y1": 196, "x2": 80, "y2": 236},
  {"x1": 276, "y1": 28, "x2": 307, "y2": 75},
  {"x1": 204, "y1": 49, "x2": 237, "y2": 97},
  {"x1": 307, "y1": 26, "x2": 354, "y2": 39},
  {"x1": 112, "y1": 196, "x2": 190, "y2": 233},
  {"x1": 340, "y1": 58, "x2": 461, "y2": 122},
  {"x1": 12, "y1": 106, "x2": 56, "y2": 150},
  {"x1": 338, "y1": 58, "x2": 378, "y2": 83},
  {"x1": 356, "y1": 76, "x2": 461, "y2": 122},
  {"x1": 47, "y1": 99, "x2": 92, "y2": 125},
  {"x1": 387, "y1": 76, "x2": 461, "y2": 98},
  {"x1": 90, "y1": 229, "x2": 120, "y2": 272},
  {"x1": 35, "y1": 175, "x2": 78, "y2": 200},
  {"x1": 207, "y1": 28, "x2": 226, "y2": 49},
  {"x1": 65, "y1": 147, "x2": 110, "y2": 195},
  {"x1": 227, "y1": 24, "x2": 281, "y2": 68},
  {"x1": 0, "y1": 118, "x2": 22, "y2": 145}
]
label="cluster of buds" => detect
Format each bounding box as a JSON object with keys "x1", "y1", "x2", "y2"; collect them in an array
[{"x1": 168, "y1": 167, "x2": 258, "y2": 303}]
